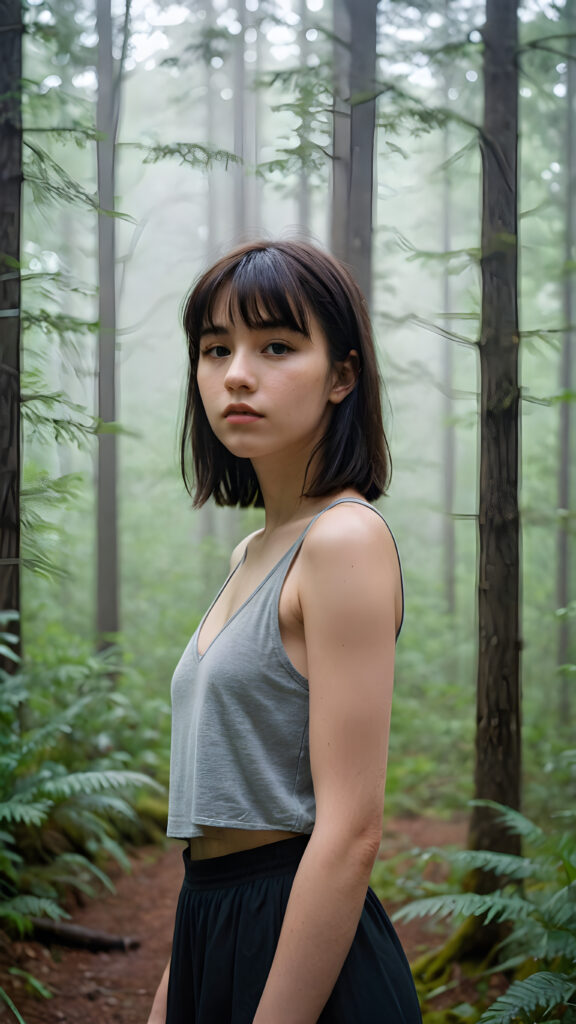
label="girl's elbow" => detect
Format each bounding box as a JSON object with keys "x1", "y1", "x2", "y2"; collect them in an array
[
  {"x1": 313, "y1": 815, "x2": 383, "y2": 873},
  {"x1": 355, "y1": 822, "x2": 383, "y2": 870}
]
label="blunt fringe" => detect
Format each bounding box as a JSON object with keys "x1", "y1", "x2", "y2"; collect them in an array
[{"x1": 180, "y1": 240, "x2": 392, "y2": 507}]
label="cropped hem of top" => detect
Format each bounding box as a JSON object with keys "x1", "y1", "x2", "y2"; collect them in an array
[{"x1": 167, "y1": 498, "x2": 404, "y2": 841}]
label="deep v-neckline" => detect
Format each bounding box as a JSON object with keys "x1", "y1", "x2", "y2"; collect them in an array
[
  {"x1": 193, "y1": 497, "x2": 398, "y2": 660},
  {"x1": 195, "y1": 542, "x2": 296, "y2": 661}
]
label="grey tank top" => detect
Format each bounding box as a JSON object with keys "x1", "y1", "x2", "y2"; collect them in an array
[{"x1": 166, "y1": 498, "x2": 404, "y2": 839}]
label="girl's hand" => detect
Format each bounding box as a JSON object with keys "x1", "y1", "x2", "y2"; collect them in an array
[{"x1": 146, "y1": 959, "x2": 170, "y2": 1024}]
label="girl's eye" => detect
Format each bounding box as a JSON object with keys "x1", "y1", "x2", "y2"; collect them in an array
[
  {"x1": 264, "y1": 341, "x2": 290, "y2": 356},
  {"x1": 203, "y1": 345, "x2": 230, "y2": 359}
]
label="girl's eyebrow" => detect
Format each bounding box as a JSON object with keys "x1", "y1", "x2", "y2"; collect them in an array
[
  {"x1": 200, "y1": 320, "x2": 307, "y2": 339},
  {"x1": 199, "y1": 324, "x2": 229, "y2": 338}
]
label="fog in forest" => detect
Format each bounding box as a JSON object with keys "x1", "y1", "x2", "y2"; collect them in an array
[{"x1": 4, "y1": 0, "x2": 574, "y2": 817}]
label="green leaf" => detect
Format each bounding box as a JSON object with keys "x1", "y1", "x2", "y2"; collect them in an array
[
  {"x1": 431, "y1": 847, "x2": 552, "y2": 882},
  {"x1": 0, "y1": 985, "x2": 27, "y2": 1024},
  {"x1": 0, "y1": 800, "x2": 53, "y2": 827},
  {"x1": 478, "y1": 972, "x2": 576, "y2": 1024},
  {"x1": 0, "y1": 894, "x2": 68, "y2": 926},
  {"x1": 469, "y1": 800, "x2": 545, "y2": 842},
  {"x1": 8, "y1": 969, "x2": 52, "y2": 1000},
  {"x1": 392, "y1": 890, "x2": 532, "y2": 925},
  {"x1": 130, "y1": 141, "x2": 241, "y2": 170},
  {"x1": 0, "y1": 645, "x2": 20, "y2": 664},
  {"x1": 40, "y1": 769, "x2": 163, "y2": 799}
]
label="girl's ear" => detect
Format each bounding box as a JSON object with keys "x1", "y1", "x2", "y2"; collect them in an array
[{"x1": 329, "y1": 349, "x2": 360, "y2": 405}]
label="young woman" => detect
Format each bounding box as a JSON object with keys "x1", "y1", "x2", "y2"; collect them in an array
[{"x1": 147, "y1": 240, "x2": 421, "y2": 1024}]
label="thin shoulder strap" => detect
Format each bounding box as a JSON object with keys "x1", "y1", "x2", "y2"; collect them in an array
[{"x1": 283, "y1": 497, "x2": 405, "y2": 639}]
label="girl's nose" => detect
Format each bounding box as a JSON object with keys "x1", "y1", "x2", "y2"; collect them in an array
[{"x1": 224, "y1": 351, "x2": 256, "y2": 391}]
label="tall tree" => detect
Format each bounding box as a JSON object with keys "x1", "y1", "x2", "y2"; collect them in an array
[
  {"x1": 331, "y1": 0, "x2": 378, "y2": 306},
  {"x1": 468, "y1": 0, "x2": 521, "y2": 866},
  {"x1": 441, "y1": 113, "x2": 456, "y2": 618},
  {"x1": 0, "y1": 0, "x2": 23, "y2": 665},
  {"x1": 441, "y1": 3, "x2": 456, "y2": 618},
  {"x1": 557, "y1": 0, "x2": 575, "y2": 724},
  {"x1": 233, "y1": 0, "x2": 246, "y2": 240},
  {"x1": 298, "y1": 0, "x2": 311, "y2": 233},
  {"x1": 95, "y1": 0, "x2": 130, "y2": 646}
]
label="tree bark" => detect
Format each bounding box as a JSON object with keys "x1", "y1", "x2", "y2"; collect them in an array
[
  {"x1": 298, "y1": 0, "x2": 311, "y2": 233},
  {"x1": 0, "y1": 0, "x2": 23, "y2": 666},
  {"x1": 96, "y1": 0, "x2": 123, "y2": 646},
  {"x1": 468, "y1": 0, "x2": 521, "y2": 865},
  {"x1": 331, "y1": 0, "x2": 378, "y2": 307},
  {"x1": 557, "y1": 0, "x2": 575, "y2": 725},
  {"x1": 233, "y1": 0, "x2": 246, "y2": 241},
  {"x1": 442, "y1": 106, "x2": 456, "y2": 618}
]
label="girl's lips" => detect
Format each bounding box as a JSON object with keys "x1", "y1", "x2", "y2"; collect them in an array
[
  {"x1": 225, "y1": 412, "x2": 263, "y2": 423},
  {"x1": 224, "y1": 405, "x2": 263, "y2": 422}
]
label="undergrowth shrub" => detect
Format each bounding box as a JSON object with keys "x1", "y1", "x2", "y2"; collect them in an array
[
  {"x1": 0, "y1": 614, "x2": 167, "y2": 943},
  {"x1": 392, "y1": 799, "x2": 576, "y2": 1024}
]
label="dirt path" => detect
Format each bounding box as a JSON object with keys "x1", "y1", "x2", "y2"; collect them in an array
[{"x1": 0, "y1": 818, "x2": 467, "y2": 1024}]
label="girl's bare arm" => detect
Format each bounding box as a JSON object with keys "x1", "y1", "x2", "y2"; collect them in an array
[
  {"x1": 147, "y1": 959, "x2": 170, "y2": 1024},
  {"x1": 253, "y1": 505, "x2": 399, "y2": 1024}
]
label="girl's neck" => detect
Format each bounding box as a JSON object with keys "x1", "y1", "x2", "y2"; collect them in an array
[{"x1": 250, "y1": 449, "x2": 360, "y2": 535}]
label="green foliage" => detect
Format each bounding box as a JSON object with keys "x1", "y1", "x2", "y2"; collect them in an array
[
  {"x1": 0, "y1": 619, "x2": 167, "y2": 944},
  {"x1": 478, "y1": 973, "x2": 576, "y2": 1024},
  {"x1": 132, "y1": 141, "x2": 240, "y2": 170},
  {"x1": 393, "y1": 801, "x2": 576, "y2": 1024},
  {"x1": 24, "y1": 140, "x2": 100, "y2": 213}
]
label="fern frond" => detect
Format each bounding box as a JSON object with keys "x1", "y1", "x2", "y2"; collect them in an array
[
  {"x1": 0, "y1": 800, "x2": 53, "y2": 827},
  {"x1": 0, "y1": 894, "x2": 68, "y2": 933},
  {"x1": 470, "y1": 801, "x2": 545, "y2": 842},
  {"x1": 87, "y1": 832, "x2": 131, "y2": 871},
  {"x1": 18, "y1": 698, "x2": 94, "y2": 758},
  {"x1": 430, "y1": 847, "x2": 552, "y2": 882},
  {"x1": 78, "y1": 793, "x2": 140, "y2": 823},
  {"x1": 41, "y1": 769, "x2": 163, "y2": 799},
  {"x1": 0, "y1": 644, "x2": 20, "y2": 664},
  {"x1": 0, "y1": 846, "x2": 23, "y2": 881},
  {"x1": 478, "y1": 972, "x2": 576, "y2": 1024},
  {"x1": 0, "y1": 612, "x2": 19, "y2": 626},
  {"x1": 392, "y1": 891, "x2": 531, "y2": 925},
  {"x1": 51, "y1": 853, "x2": 115, "y2": 893},
  {"x1": 541, "y1": 882, "x2": 576, "y2": 930}
]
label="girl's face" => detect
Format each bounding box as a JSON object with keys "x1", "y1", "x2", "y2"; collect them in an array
[{"x1": 196, "y1": 291, "x2": 353, "y2": 468}]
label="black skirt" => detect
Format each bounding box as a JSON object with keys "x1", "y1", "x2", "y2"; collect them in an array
[{"x1": 166, "y1": 835, "x2": 422, "y2": 1024}]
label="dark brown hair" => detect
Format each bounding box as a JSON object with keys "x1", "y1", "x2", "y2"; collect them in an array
[{"x1": 180, "y1": 240, "x2": 391, "y2": 507}]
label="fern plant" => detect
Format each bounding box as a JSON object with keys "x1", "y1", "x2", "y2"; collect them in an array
[
  {"x1": 0, "y1": 618, "x2": 165, "y2": 939},
  {"x1": 393, "y1": 800, "x2": 576, "y2": 1024}
]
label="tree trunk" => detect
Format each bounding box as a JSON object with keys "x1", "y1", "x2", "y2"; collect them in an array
[
  {"x1": 557, "y1": 0, "x2": 575, "y2": 726},
  {"x1": 442, "y1": 113, "x2": 456, "y2": 618},
  {"x1": 96, "y1": 0, "x2": 122, "y2": 646},
  {"x1": 0, "y1": 0, "x2": 23, "y2": 667},
  {"x1": 468, "y1": 0, "x2": 521, "y2": 867},
  {"x1": 298, "y1": 0, "x2": 311, "y2": 233},
  {"x1": 233, "y1": 0, "x2": 246, "y2": 241},
  {"x1": 331, "y1": 0, "x2": 378, "y2": 307}
]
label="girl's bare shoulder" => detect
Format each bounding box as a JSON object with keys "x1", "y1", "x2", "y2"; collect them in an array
[{"x1": 302, "y1": 500, "x2": 398, "y2": 567}]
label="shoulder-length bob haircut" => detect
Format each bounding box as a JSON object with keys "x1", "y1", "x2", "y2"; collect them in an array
[{"x1": 180, "y1": 239, "x2": 391, "y2": 507}]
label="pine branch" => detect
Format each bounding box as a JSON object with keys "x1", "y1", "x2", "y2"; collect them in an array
[{"x1": 125, "y1": 141, "x2": 241, "y2": 170}]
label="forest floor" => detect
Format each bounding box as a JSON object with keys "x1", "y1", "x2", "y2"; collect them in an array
[{"x1": 0, "y1": 816, "x2": 507, "y2": 1024}]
